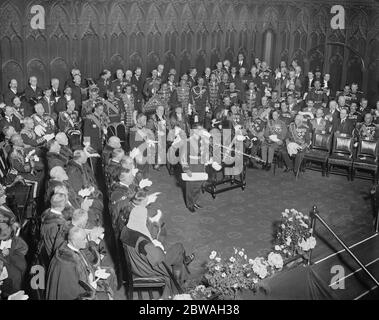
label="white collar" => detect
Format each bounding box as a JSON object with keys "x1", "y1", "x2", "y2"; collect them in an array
[
  {"x1": 50, "y1": 208, "x2": 62, "y2": 215},
  {"x1": 67, "y1": 243, "x2": 79, "y2": 253},
  {"x1": 11, "y1": 88, "x2": 17, "y2": 93}
]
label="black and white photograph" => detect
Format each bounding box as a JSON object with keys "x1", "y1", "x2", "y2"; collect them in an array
[{"x1": 0, "y1": 0, "x2": 378, "y2": 306}]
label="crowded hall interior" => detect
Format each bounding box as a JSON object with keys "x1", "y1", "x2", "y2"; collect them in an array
[{"x1": 0, "y1": 0, "x2": 379, "y2": 301}]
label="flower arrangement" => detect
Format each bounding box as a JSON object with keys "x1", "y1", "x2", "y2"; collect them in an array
[
  {"x1": 200, "y1": 248, "x2": 283, "y2": 300},
  {"x1": 274, "y1": 208, "x2": 316, "y2": 260}
]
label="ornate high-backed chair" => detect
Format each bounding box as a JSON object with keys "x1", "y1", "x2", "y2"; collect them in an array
[
  {"x1": 352, "y1": 139, "x2": 378, "y2": 182},
  {"x1": 327, "y1": 133, "x2": 354, "y2": 180},
  {"x1": 304, "y1": 131, "x2": 333, "y2": 176}
]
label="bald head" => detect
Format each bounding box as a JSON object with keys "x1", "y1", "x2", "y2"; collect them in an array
[
  {"x1": 73, "y1": 150, "x2": 87, "y2": 164},
  {"x1": 72, "y1": 209, "x2": 88, "y2": 228},
  {"x1": 108, "y1": 136, "x2": 121, "y2": 149},
  {"x1": 50, "y1": 193, "x2": 67, "y2": 210},
  {"x1": 68, "y1": 226, "x2": 88, "y2": 250},
  {"x1": 50, "y1": 166, "x2": 68, "y2": 181},
  {"x1": 55, "y1": 132, "x2": 68, "y2": 146}
]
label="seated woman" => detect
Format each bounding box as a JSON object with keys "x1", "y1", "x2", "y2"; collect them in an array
[{"x1": 120, "y1": 191, "x2": 194, "y2": 298}]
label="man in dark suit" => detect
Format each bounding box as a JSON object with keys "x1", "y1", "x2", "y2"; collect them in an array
[
  {"x1": 55, "y1": 86, "x2": 73, "y2": 116},
  {"x1": 3, "y1": 79, "x2": 20, "y2": 106},
  {"x1": 131, "y1": 67, "x2": 144, "y2": 113},
  {"x1": 332, "y1": 107, "x2": 354, "y2": 135},
  {"x1": 50, "y1": 78, "x2": 62, "y2": 103},
  {"x1": 0, "y1": 106, "x2": 21, "y2": 133},
  {"x1": 71, "y1": 74, "x2": 85, "y2": 113},
  {"x1": 235, "y1": 53, "x2": 249, "y2": 70},
  {"x1": 96, "y1": 69, "x2": 111, "y2": 99},
  {"x1": 24, "y1": 76, "x2": 43, "y2": 116},
  {"x1": 303, "y1": 71, "x2": 315, "y2": 95},
  {"x1": 187, "y1": 68, "x2": 198, "y2": 89},
  {"x1": 38, "y1": 87, "x2": 56, "y2": 118},
  {"x1": 131, "y1": 67, "x2": 144, "y2": 97},
  {"x1": 229, "y1": 66, "x2": 240, "y2": 87}
]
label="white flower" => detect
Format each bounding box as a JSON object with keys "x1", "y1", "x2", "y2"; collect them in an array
[
  {"x1": 281, "y1": 224, "x2": 286, "y2": 229},
  {"x1": 238, "y1": 251, "x2": 244, "y2": 257},
  {"x1": 229, "y1": 257, "x2": 236, "y2": 263},
  {"x1": 286, "y1": 236, "x2": 292, "y2": 246},
  {"x1": 221, "y1": 273, "x2": 226, "y2": 278},
  {"x1": 251, "y1": 258, "x2": 268, "y2": 279},
  {"x1": 274, "y1": 245, "x2": 282, "y2": 251},
  {"x1": 248, "y1": 259, "x2": 254, "y2": 265},
  {"x1": 300, "y1": 221, "x2": 309, "y2": 228},
  {"x1": 195, "y1": 285, "x2": 206, "y2": 292},
  {"x1": 214, "y1": 265, "x2": 220, "y2": 271},
  {"x1": 209, "y1": 251, "x2": 217, "y2": 260},
  {"x1": 308, "y1": 236, "x2": 317, "y2": 249},
  {"x1": 267, "y1": 252, "x2": 284, "y2": 269},
  {"x1": 299, "y1": 237, "x2": 316, "y2": 252},
  {"x1": 244, "y1": 255, "x2": 247, "y2": 259},
  {"x1": 282, "y1": 212, "x2": 288, "y2": 218},
  {"x1": 234, "y1": 248, "x2": 238, "y2": 254},
  {"x1": 233, "y1": 284, "x2": 239, "y2": 289},
  {"x1": 215, "y1": 257, "x2": 221, "y2": 263}
]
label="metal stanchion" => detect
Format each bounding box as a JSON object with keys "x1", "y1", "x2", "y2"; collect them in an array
[
  {"x1": 307, "y1": 205, "x2": 318, "y2": 266},
  {"x1": 310, "y1": 205, "x2": 379, "y2": 287}
]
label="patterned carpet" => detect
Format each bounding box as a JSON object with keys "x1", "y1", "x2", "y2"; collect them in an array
[{"x1": 146, "y1": 166, "x2": 375, "y2": 277}]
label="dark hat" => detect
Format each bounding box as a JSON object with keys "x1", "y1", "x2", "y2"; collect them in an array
[{"x1": 314, "y1": 66, "x2": 321, "y2": 73}]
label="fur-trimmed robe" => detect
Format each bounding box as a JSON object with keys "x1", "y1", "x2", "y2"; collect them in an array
[
  {"x1": 0, "y1": 235, "x2": 28, "y2": 296},
  {"x1": 39, "y1": 209, "x2": 71, "y2": 268},
  {"x1": 45, "y1": 243, "x2": 92, "y2": 300}
]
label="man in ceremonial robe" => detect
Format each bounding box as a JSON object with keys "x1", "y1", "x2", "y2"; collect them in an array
[{"x1": 46, "y1": 227, "x2": 114, "y2": 300}]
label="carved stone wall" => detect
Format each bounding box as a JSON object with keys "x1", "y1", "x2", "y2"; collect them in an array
[{"x1": 0, "y1": 0, "x2": 378, "y2": 103}]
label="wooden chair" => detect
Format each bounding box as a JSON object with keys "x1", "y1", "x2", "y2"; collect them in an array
[
  {"x1": 352, "y1": 139, "x2": 379, "y2": 182},
  {"x1": 304, "y1": 131, "x2": 333, "y2": 176},
  {"x1": 327, "y1": 133, "x2": 354, "y2": 180},
  {"x1": 6, "y1": 181, "x2": 35, "y2": 226}
]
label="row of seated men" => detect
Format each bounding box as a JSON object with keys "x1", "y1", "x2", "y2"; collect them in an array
[{"x1": 0, "y1": 129, "x2": 195, "y2": 300}]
